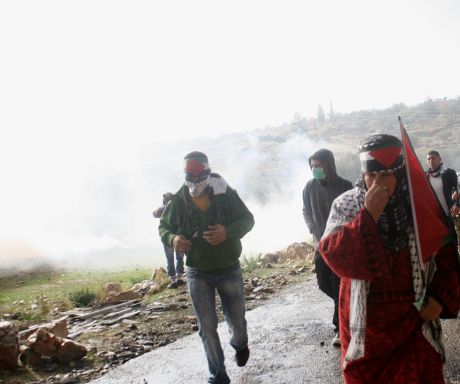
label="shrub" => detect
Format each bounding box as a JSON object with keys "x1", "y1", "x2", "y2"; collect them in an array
[
  {"x1": 241, "y1": 254, "x2": 260, "y2": 273},
  {"x1": 69, "y1": 288, "x2": 96, "y2": 307}
]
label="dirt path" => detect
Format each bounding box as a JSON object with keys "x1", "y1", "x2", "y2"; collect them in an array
[
  {"x1": 90, "y1": 275, "x2": 342, "y2": 384},
  {"x1": 89, "y1": 274, "x2": 460, "y2": 384}
]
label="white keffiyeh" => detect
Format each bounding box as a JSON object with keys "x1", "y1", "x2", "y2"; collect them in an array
[{"x1": 184, "y1": 174, "x2": 229, "y2": 198}]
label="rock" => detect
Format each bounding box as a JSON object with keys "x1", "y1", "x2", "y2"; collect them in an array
[
  {"x1": 27, "y1": 329, "x2": 87, "y2": 364},
  {"x1": 56, "y1": 339, "x2": 87, "y2": 364},
  {"x1": 52, "y1": 373, "x2": 78, "y2": 383},
  {"x1": 121, "y1": 320, "x2": 138, "y2": 330},
  {"x1": 279, "y1": 242, "x2": 314, "y2": 262},
  {"x1": 0, "y1": 321, "x2": 19, "y2": 370},
  {"x1": 151, "y1": 268, "x2": 169, "y2": 289},
  {"x1": 244, "y1": 282, "x2": 253, "y2": 293},
  {"x1": 260, "y1": 252, "x2": 280, "y2": 265},
  {"x1": 145, "y1": 284, "x2": 161, "y2": 296},
  {"x1": 253, "y1": 286, "x2": 275, "y2": 294},
  {"x1": 121, "y1": 319, "x2": 139, "y2": 326},
  {"x1": 130, "y1": 280, "x2": 157, "y2": 296},
  {"x1": 19, "y1": 318, "x2": 68, "y2": 341},
  {"x1": 164, "y1": 302, "x2": 188, "y2": 311},
  {"x1": 115, "y1": 291, "x2": 143, "y2": 302},
  {"x1": 100, "y1": 290, "x2": 143, "y2": 304},
  {"x1": 27, "y1": 329, "x2": 62, "y2": 357},
  {"x1": 103, "y1": 282, "x2": 122, "y2": 295},
  {"x1": 19, "y1": 346, "x2": 46, "y2": 368}
]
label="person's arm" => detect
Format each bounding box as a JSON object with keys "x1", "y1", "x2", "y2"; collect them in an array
[
  {"x1": 159, "y1": 200, "x2": 181, "y2": 247},
  {"x1": 159, "y1": 199, "x2": 192, "y2": 252},
  {"x1": 223, "y1": 189, "x2": 255, "y2": 239},
  {"x1": 447, "y1": 170, "x2": 460, "y2": 216},
  {"x1": 302, "y1": 182, "x2": 321, "y2": 241},
  {"x1": 319, "y1": 207, "x2": 391, "y2": 281}
]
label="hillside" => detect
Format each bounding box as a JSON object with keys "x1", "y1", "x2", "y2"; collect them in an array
[
  {"x1": 283, "y1": 97, "x2": 460, "y2": 170},
  {"x1": 233, "y1": 96, "x2": 460, "y2": 192},
  {"x1": 142, "y1": 97, "x2": 460, "y2": 211}
]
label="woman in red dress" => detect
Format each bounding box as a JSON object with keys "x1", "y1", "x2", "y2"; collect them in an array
[{"x1": 319, "y1": 134, "x2": 460, "y2": 383}]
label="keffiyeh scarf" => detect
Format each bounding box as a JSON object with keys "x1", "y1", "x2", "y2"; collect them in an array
[
  {"x1": 428, "y1": 164, "x2": 444, "y2": 178},
  {"x1": 184, "y1": 174, "x2": 228, "y2": 198}
]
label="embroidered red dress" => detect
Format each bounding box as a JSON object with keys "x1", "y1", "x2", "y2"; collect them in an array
[{"x1": 320, "y1": 208, "x2": 460, "y2": 384}]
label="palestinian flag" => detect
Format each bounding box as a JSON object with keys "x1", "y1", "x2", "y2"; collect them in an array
[{"x1": 399, "y1": 117, "x2": 451, "y2": 263}]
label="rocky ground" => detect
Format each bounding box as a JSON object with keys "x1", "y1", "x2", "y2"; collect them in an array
[{"x1": 0, "y1": 249, "x2": 313, "y2": 384}]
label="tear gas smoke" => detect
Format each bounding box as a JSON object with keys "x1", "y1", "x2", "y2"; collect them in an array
[{"x1": 0, "y1": 131, "x2": 358, "y2": 275}]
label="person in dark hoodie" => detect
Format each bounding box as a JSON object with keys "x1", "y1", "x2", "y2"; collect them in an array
[{"x1": 302, "y1": 148, "x2": 352, "y2": 346}]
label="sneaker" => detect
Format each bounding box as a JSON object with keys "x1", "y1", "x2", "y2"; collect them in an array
[
  {"x1": 176, "y1": 279, "x2": 186, "y2": 286},
  {"x1": 167, "y1": 282, "x2": 178, "y2": 289},
  {"x1": 235, "y1": 346, "x2": 250, "y2": 367},
  {"x1": 331, "y1": 333, "x2": 341, "y2": 347}
]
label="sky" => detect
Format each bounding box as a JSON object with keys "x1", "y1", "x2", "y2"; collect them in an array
[{"x1": 1, "y1": 0, "x2": 459, "y2": 271}]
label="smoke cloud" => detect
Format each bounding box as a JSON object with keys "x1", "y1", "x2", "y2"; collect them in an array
[{"x1": 0, "y1": 130, "x2": 358, "y2": 275}]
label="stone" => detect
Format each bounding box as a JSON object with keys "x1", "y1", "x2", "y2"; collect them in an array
[
  {"x1": 56, "y1": 339, "x2": 87, "y2": 364},
  {"x1": 19, "y1": 346, "x2": 46, "y2": 368},
  {"x1": 151, "y1": 268, "x2": 169, "y2": 289},
  {"x1": 103, "y1": 282, "x2": 122, "y2": 295},
  {"x1": 260, "y1": 252, "x2": 280, "y2": 265},
  {"x1": 100, "y1": 289, "x2": 143, "y2": 304},
  {"x1": 130, "y1": 280, "x2": 157, "y2": 296},
  {"x1": 30, "y1": 317, "x2": 68, "y2": 339},
  {"x1": 0, "y1": 321, "x2": 19, "y2": 370},
  {"x1": 278, "y1": 242, "x2": 315, "y2": 262},
  {"x1": 253, "y1": 286, "x2": 275, "y2": 294},
  {"x1": 27, "y1": 328, "x2": 62, "y2": 357},
  {"x1": 145, "y1": 284, "x2": 161, "y2": 296}
]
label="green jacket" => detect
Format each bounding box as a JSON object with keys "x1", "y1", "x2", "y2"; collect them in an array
[{"x1": 159, "y1": 180, "x2": 255, "y2": 271}]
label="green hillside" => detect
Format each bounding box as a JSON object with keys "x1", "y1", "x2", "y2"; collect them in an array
[{"x1": 292, "y1": 97, "x2": 460, "y2": 170}]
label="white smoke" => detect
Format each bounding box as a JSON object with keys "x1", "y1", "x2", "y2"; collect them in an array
[{"x1": 0, "y1": 129, "x2": 357, "y2": 274}]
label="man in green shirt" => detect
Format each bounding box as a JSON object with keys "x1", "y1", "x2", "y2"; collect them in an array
[{"x1": 159, "y1": 151, "x2": 255, "y2": 384}]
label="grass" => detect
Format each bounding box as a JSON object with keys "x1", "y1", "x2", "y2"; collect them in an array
[
  {"x1": 240, "y1": 253, "x2": 261, "y2": 273},
  {"x1": 69, "y1": 288, "x2": 97, "y2": 307},
  {"x1": 128, "y1": 270, "x2": 152, "y2": 285},
  {"x1": 0, "y1": 267, "x2": 152, "y2": 320}
]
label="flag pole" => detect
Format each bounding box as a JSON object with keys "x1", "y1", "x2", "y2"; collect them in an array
[{"x1": 399, "y1": 116, "x2": 426, "y2": 271}]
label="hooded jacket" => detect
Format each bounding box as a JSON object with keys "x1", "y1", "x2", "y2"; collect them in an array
[
  {"x1": 426, "y1": 167, "x2": 459, "y2": 212},
  {"x1": 302, "y1": 149, "x2": 352, "y2": 241},
  {"x1": 159, "y1": 177, "x2": 254, "y2": 272}
]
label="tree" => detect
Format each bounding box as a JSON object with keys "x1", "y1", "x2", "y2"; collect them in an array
[
  {"x1": 328, "y1": 101, "x2": 335, "y2": 120},
  {"x1": 317, "y1": 104, "x2": 326, "y2": 125}
]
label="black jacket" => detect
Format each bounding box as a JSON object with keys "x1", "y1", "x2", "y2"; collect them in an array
[
  {"x1": 427, "y1": 168, "x2": 459, "y2": 211},
  {"x1": 302, "y1": 149, "x2": 353, "y2": 241}
]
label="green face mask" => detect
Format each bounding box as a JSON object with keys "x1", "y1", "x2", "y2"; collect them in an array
[{"x1": 312, "y1": 167, "x2": 326, "y2": 181}]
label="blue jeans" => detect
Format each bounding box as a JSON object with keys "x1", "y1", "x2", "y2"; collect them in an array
[
  {"x1": 163, "y1": 245, "x2": 184, "y2": 277},
  {"x1": 186, "y1": 265, "x2": 247, "y2": 384}
]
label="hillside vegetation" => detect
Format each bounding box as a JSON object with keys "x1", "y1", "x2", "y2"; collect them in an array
[
  {"x1": 242, "y1": 97, "x2": 460, "y2": 189},
  {"x1": 291, "y1": 97, "x2": 460, "y2": 168}
]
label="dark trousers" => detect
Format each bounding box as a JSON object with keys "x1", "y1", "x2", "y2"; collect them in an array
[{"x1": 314, "y1": 250, "x2": 340, "y2": 333}]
